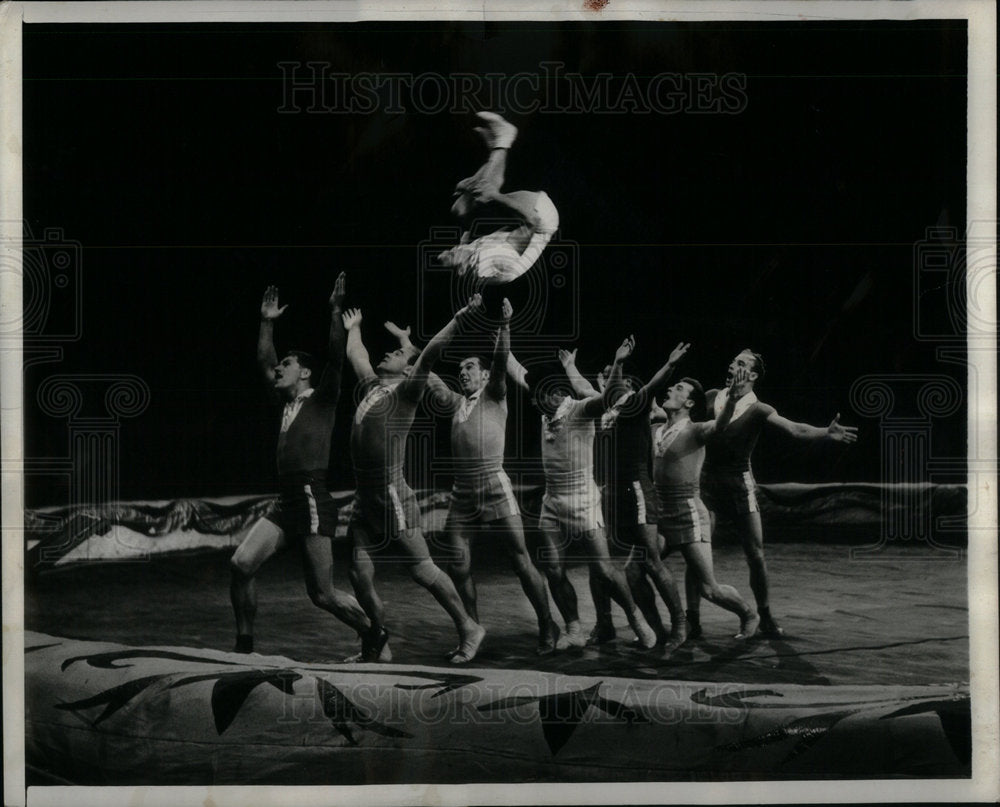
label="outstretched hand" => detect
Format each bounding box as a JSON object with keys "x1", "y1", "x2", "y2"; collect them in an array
[
  {"x1": 384, "y1": 321, "x2": 411, "y2": 341},
  {"x1": 501, "y1": 297, "x2": 513, "y2": 323},
  {"x1": 342, "y1": 308, "x2": 363, "y2": 330},
  {"x1": 557, "y1": 347, "x2": 577, "y2": 369},
  {"x1": 827, "y1": 413, "x2": 859, "y2": 444},
  {"x1": 668, "y1": 341, "x2": 691, "y2": 365},
  {"x1": 456, "y1": 293, "x2": 483, "y2": 320},
  {"x1": 329, "y1": 272, "x2": 346, "y2": 309},
  {"x1": 261, "y1": 286, "x2": 288, "y2": 321},
  {"x1": 615, "y1": 335, "x2": 636, "y2": 363}
]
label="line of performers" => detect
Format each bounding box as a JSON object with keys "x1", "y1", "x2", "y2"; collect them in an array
[{"x1": 229, "y1": 112, "x2": 858, "y2": 665}]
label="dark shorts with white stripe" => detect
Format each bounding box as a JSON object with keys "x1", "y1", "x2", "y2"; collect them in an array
[
  {"x1": 657, "y1": 490, "x2": 711, "y2": 548},
  {"x1": 269, "y1": 470, "x2": 340, "y2": 538},
  {"x1": 701, "y1": 469, "x2": 760, "y2": 519},
  {"x1": 348, "y1": 477, "x2": 423, "y2": 539},
  {"x1": 604, "y1": 474, "x2": 660, "y2": 535}
]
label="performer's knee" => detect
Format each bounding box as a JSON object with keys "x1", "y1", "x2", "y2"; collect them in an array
[
  {"x1": 592, "y1": 558, "x2": 616, "y2": 582},
  {"x1": 229, "y1": 552, "x2": 253, "y2": 580},
  {"x1": 409, "y1": 558, "x2": 442, "y2": 588},
  {"x1": 624, "y1": 559, "x2": 645, "y2": 586},
  {"x1": 448, "y1": 555, "x2": 471, "y2": 578}
]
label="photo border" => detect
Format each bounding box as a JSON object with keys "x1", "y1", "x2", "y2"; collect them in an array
[{"x1": 2, "y1": 2, "x2": 995, "y2": 805}]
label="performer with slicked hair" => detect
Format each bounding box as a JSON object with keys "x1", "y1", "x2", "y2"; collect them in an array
[
  {"x1": 414, "y1": 297, "x2": 560, "y2": 655},
  {"x1": 229, "y1": 274, "x2": 372, "y2": 655},
  {"x1": 693, "y1": 349, "x2": 859, "y2": 638}
]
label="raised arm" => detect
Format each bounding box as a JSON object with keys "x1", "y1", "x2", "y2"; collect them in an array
[
  {"x1": 314, "y1": 272, "x2": 347, "y2": 403},
  {"x1": 425, "y1": 371, "x2": 462, "y2": 414},
  {"x1": 257, "y1": 285, "x2": 286, "y2": 387},
  {"x1": 343, "y1": 308, "x2": 376, "y2": 382},
  {"x1": 765, "y1": 409, "x2": 859, "y2": 443},
  {"x1": 484, "y1": 298, "x2": 513, "y2": 400},
  {"x1": 506, "y1": 351, "x2": 530, "y2": 392},
  {"x1": 558, "y1": 347, "x2": 600, "y2": 398},
  {"x1": 602, "y1": 335, "x2": 635, "y2": 406},
  {"x1": 637, "y1": 341, "x2": 690, "y2": 399},
  {"x1": 401, "y1": 294, "x2": 483, "y2": 399}
]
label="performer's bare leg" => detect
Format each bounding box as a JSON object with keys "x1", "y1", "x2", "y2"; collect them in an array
[
  {"x1": 229, "y1": 518, "x2": 288, "y2": 653},
  {"x1": 623, "y1": 552, "x2": 667, "y2": 642},
  {"x1": 451, "y1": 148, "x2": 508, "y2": 221},
  {"x1": 444, "y1": 526, "x2": 479, "y2": 622},
  {"x1": 684, "y1": 510, "x2": 719, "y2": 637},
  {"x1": 578, "y1": 528, "x2": 657, "y2": 649},
  {"x1": 395, "y1": 527, "x2": 486, "y2": 664},
  {"x1": 537, "y1": 525, "x2": 583, "y2": 644},
  {"x1": 586, "y1": 568, "x2": 617, "y2": 645},
  {"x1": 444, "y1": 516, "x2": 558, "y2": 654},
  {"x1": 299, "y1": 533, "x2": 371, "y2": 633},
  {"x1": 495, "y1": 515, "x2": 560, "y2": 651},
  {"x1": 345, "y1": 534, "x2": 393, "y2": 663},
  {"x1": 681, "y1": 540, "x2": 759, "y2": 639},
  {"x1": 736, "y1": 510, "x2": 782, "y2": 635},
  {"x1": 633, "y1": 524, "x2": 686, "y2": 646},
  {"x1": 348, "y1": 541, "x2": 384, "y2": 629},
  {"x1": 684, "y1": 562, "x2": 703, "y2": 639}
]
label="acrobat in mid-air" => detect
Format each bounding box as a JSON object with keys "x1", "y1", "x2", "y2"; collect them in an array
[{"x1": 438, "y1": 111, "x2": 560, "y2": 285}]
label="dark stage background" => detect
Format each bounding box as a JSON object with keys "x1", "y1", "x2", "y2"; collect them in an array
[{"x1": 23, "y1": 21, "x2": 968, "y2": 505}]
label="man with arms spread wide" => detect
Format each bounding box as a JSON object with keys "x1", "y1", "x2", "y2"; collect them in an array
[{"x1": 694, "y1": 349, "x2": 858, "y2": 638}]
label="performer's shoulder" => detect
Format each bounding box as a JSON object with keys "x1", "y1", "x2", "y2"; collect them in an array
[
  {"x1": 752, "y1": 400, "x2": 777, "y2": 417},
  {"x1": 355, "y1": 374, "x2": 381, "y2": 396}
]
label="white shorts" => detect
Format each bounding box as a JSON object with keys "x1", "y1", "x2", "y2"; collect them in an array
[{"x1": 539, "y1": 480, "x2": 605, "y2": 539}]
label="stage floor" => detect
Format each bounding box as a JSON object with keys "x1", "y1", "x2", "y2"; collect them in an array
[{"x1": 25, "y1": 541, "x2": 969, "y2": 687}]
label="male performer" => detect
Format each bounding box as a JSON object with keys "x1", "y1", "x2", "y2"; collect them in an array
[
  {"x1": 590, "y1": 336, "x2": 691, "y2": 648},
  {"x1": 507, "y1": 353, "x2": 658, "y2": 649},
  {"x1": 229, "y1": 275, "x2": 371, "y2": 655},
  {"x1": 412, "y1": 298, "x2": 561, "y2": 654},
  {"x1": 654, "y1": 370, "x2": 760, "y2": 640},
  {"x1": 559, "y1": 342, "x2": 690, "y2": 647},
  {"x1": 438, "y1": 112, "x2": 560, "y2": 285},
  {"x1": 693, "y1": 349, "x2": 859, "y2": 638},
  {"x1": 342, "y1": 296, "x2": 487, "y2": 664}
]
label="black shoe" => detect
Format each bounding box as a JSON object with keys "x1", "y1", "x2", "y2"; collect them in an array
[
  {"x1": 234, "y1": 635, "x2": 253, "y2": 654},
  {"x1": 361, "y1": 627, "x2": 389, "y2": 663},
  {"x1": 585, "y1": 623, "x2": 617, "y2": 646},
  {"x1": 685, "y1": 619, "x2": 703, "y2": 641},
  {"x1": 758, "y1": 615, "x2": 785, "y2": 638}
]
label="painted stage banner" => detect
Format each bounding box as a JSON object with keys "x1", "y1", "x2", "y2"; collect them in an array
[
  {"x1": 25, "y1": 632, "x2": 970, "y2": 785},
  {"x1": 24, "y1": 483, "x2": 968, "y2": 569}
]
